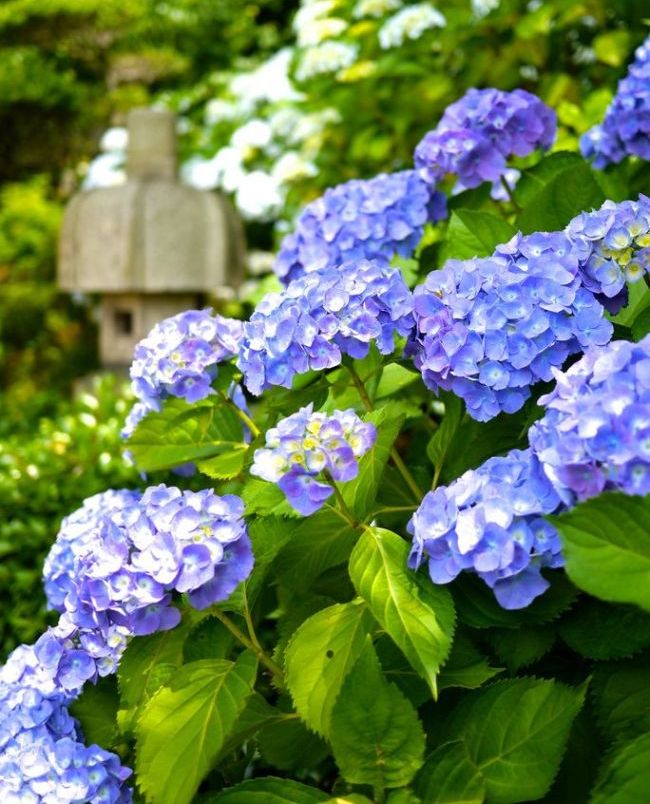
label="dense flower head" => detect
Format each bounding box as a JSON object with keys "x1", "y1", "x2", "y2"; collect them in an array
[
  {"x1": 414, "y1": 87, "x2": 556, "y2": 195},
  {"x1": 567, "y1": 195, "x2": 650, "y2": 311},
  {"x1": 408, "y1": 448, "x2": 564, "y2": 609},
  {"x1": 251, "y1": 404, "x2": 376, "y2": 514},
  {"x1": 529, "y1": 336, "x2": 650, "y2": 503},
  {"x1": 274, "y1": 170, "x2": 446, "y2": 284},
  {"x1": 123, "y1": 309, "x2": 244, "y2": 437},
  {"x1": 238, "y1": 259, "x2": 414, "y2": 395},
  {"x1": 0, "y1": 642, "x2": 132, "y2": 803},
  {"x1": 581, "y1": 37, "x2": 650, "y2": 168},
  {"x1": 43, "y1": 485, "x2": 253, "y2": 680}
]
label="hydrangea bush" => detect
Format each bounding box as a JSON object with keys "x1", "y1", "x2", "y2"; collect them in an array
[{"x1": 4, "y1": 59, "x2": 650, "y2": 802}]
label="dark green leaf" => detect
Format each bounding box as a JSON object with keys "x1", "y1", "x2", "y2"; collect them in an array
[
  {"x1": 414, "y1": 740, "x2": 486, "y2": 803},
  {"x1": 441, "y1": 209, "x2": 516, "y2": 261},
  {"x1": 258, "y1": 715, "x2": 329, "y2": 771},
  {"x1": 285, "y1": 599, "x2": 373, "y2": 736},
  {"x1": 349, "y1": 527, "x2": 455, "y2": 697},
  {"x1": 183, "y1": 616, "x2": 234, "y2": 663},
  {"x1": 446, "y1": 678, "x2": 586, "y2": 803},
  {"x1": 632, "y1": 306, "x2": 650, "y2": 342},
  {"x1": 128, "y1": 397, "x2": 247, "y2": 472},
  {"x1": 548, "y1": 493, "x2": 650, "y2": 612},
  {"x1": 490, "y1": 625, "x2": 555, "y2": 671},
  {"x1": 513, "y1": 152, "x2": 586, "y2": 207},
  {"x1": 70, "y1": 676, "x2": 119, "y2": 748},
  {"x1": 330, "y1": 640, "x2": 425, "y2": 789},
  {"x1": 438, "y1": 632, "x2": 503, "y2": 689},
  {"x1": 427, "y1": 392, "x2": 464, "y2": 473},
  {"x1": 591, "y1": 733, "x2": 650, "y2": 804},
  {"x1": 206, "y1": 778, "x2": 329, "y2": 803},
  {"x1": 592, "y1": 655, "x2": 650, "y2": 743},
  {"x1": 559, "y1": 600, "x2": 650, "y2": 660},
  {"x1": 135, "y1": 653, "x2": 258, "y2": 804}
]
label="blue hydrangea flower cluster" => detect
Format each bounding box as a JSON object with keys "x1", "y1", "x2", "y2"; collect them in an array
[
  {"x1": 567, "y1": 196, "x2": 650, "y2": 312},
  {"x1": 274, "y1": 170, "x2": 447, "y2": 284},
  {"x1": 0, "y1": 641, "x2": 132, "y2": 803},
  {"x1": 414, "y1": 87, "x2": 556, "y2": 195},
  {"x1": 581, "y1": 37, "x2": 650, "y2": 168},
  {"x1": 123, "y1": 309, "x2": 244, "y2": 437},
  {"x1": 238, "y1": 259, "x2": 414, "y2": 395},
  {"x1": 250, "y1": 404, "x2": 376, "y2": 515},
  {"x1": 529, "y1": 336, "x2": 650, "y2": 503},
  {"x1": 408, "y1": 198, "x2": 650, "y2": 421},
  {"x1": 408, "y1": 448, "x2": 565, "y2": 609},
  {"x1": 43, "y1": 485, "x2": 253, "y2": 681}
]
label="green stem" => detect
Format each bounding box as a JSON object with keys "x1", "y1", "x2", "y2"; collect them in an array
[
  {"x1": 347, "y1": 364, "x2": 423, "y2": 504},
  {"x1": 325, "y1": 471, "x2": 359, "y2": 528},
  {"x1": 373, "y1": 785, "x2": 385, "y2": 804},
  {"x1": 499, "y1": 175, "x2": 521, "y2": 211},
  {"x1": 218, "y1": 390, "x2": 261, "y2": 438},
  {"x1": 211, "y1": 607, "x2": 283, "y2": 680}
]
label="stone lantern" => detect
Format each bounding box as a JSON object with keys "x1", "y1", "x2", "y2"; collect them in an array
[{"x1": 58, "y1": 108, "x2": 245, "y2": 367}]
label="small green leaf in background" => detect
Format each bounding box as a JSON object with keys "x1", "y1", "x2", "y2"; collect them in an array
[
  {"x1": 128, "y1": 397, "x2": 247, "y2": 472},
  {"x1": 135, "y1": 652, "x2": 258, "y2": 804},
  {"x1": 548, "y1": 492, "x2": 650, "y2": 612},
  {"x1": 440, "y1": 209, "x2": 517, "y2": 262},
  {"x1": 590, "y1": 732, "x2": 650, "y2": 804},
  {"x1": 490, "y1": 625, "x2": 555, "y2": 671},
  {"x1": 427, "y1": 392, "x2": 463, "y2": 477},
  {"x1": 258, "y1": 714, "x2": 329, "y2": 772},
  {"x1": 182, "y1": 616, "x2": 234, "y2": 663},
  {"x1": 70, "y1": 676, "x2": 119, "y2": 748},
  {"x1": 207, "y1": 777, "x2": 329, "y2": 802},
  {"x1": 414, "y1": 740, "x2": 486, "y2": 803},
  {"x1": 285, "y1": 600, "x2": 373, "y2": 736},
  {"x1": 330, "y1": 639, "x2": 425, "y2": 790},
  {"x1": 242, "y1": 478, "x2": 302, "y2": 518},
  {"x1": 446, "y1": 677, "x2": 586, "y2": 803},
  {"x1": 438, "y1": 632, "x2": 503, "y2": 689},
  {"x1": 631, "y1": 305, "x2": 650, "y2": 342},
  {"x1": 349, "y1": 527, "x2": 455, "y2": 697}
]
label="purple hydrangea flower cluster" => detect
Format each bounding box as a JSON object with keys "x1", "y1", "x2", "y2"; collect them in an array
[
  {"x1": 0, "y1": 641, "x2": 132, "y2": 803},
  {"x1": 238, "y1": 259, "x2": 414, "y2": 395},
  {"x1": 414, "y1": 88, "x2": 556, "y2": 195},
  {"x1": 274, "y1": 170, "x2": 447, "y2": 284},
  {"x1": 408, "y1": 448, "x2": 564, "y2": 609},
  {"x1": 251, "y1": 405, "x2": 376, "y2": 515},
  {"x1": 581, "y1": 37, "x2": 650, "y2": 168},
  {"x1": 123, "y1": 309, "x2": 243, "y2": 437},
  {"x1": 408, "y1": 198, "x2": 650, "y2": 421},
  {"x1": 43, "y1": 485, "x2": 253, "y2": 681},
  {"x1": 529, "y1": 336, "x2": 650, "y2": 503}
]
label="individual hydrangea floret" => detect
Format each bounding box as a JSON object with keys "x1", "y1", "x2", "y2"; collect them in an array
[
  {"x1": 123, "y1": 309, "x2": 243, "y2": 437},
  {"x1": 0, "y1": 642, "x2": 132, "y2": 803},
  {"x1": 251, "y1": 404, "x2": 376, "y2": 515},
  {"x1": 275, "y1": 170, "x2": 446, "y2": 284},
  {"x1": 239, "y1": 259, "x2": 415, "y2": 395},
  {"x1": 581, "y1": 37, "x2": 650, "y2": 168},
  {"x1": 414, "y1": 87, "x2": 556, "y2": 195},
  {"x1": 408, "y1": 448, "x2": 564, "y2": 609},
  {"x1": 408, "y1": 198, "x2": 650, "y2": 421},
  {"x1": 529, "y1": 336, "x2": 650, "y2": 503},
  {"x1": 42, "y1": 485, "x2": 253, "y2": 679}
]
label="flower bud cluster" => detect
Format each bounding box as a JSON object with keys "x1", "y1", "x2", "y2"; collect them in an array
[
  {"x1": 408, "y1": 449, "x2": 564, "y2": 609},
  {"x1": 251, "y1": 405, "x2": 376, "y2": 515},
  {"x1": 123, "y1": 309, "x2": 243, "y2": 437},
  {"x1": 530, "y1": 336, "x2": 650, "y2": 502},
  {"x1": 0, "y1": 641, "x2": 132, "y2": 803},
  {"x1": 414, "y1": 88, "x2": 556, "y2": 194},
  {"x1": 581, "y1": 37, "x2": 650, "y2": 168},
  {"x1": 238, "y1": 259, "x2": 414, "y2": 395},
  {"x1": 274, "y1": 170, "x2": 446, "y2": 284}
]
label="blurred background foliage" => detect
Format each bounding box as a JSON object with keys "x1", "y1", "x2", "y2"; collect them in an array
[{"x1": 0, "y1": 0, "x2": 647, "y2": 657}]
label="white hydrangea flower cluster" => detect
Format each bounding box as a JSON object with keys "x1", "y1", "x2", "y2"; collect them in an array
[{"x1": 378, "y1": 2, "x2": 446, "y2": 49}]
